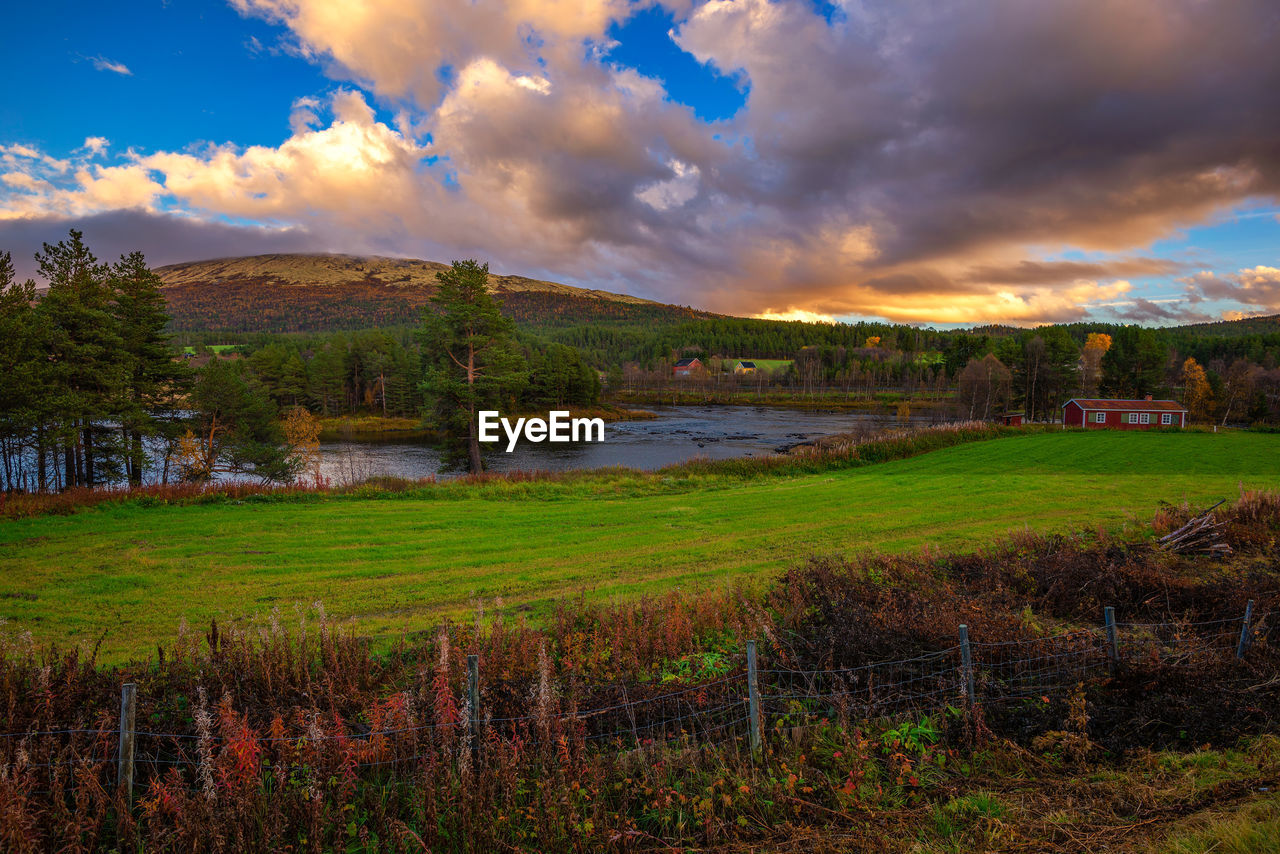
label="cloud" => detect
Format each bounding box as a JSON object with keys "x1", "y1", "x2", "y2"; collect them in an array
[
  {"x1": 1109, "y1": 297, "x2": 1212, "y2": 324},
  {"x1": 636, "y1": 159, "x2": 701, "y2": 211},
  {"x1": 0, "y1": 210, "x2": 324, "y2": 284},
  {"x1": 962, "y1": 259, "x2": 1182, "y2": 286},
  {"x1": 81, "y1": 137, "x2": 110, "y2": 155},
  {"x1": 1185, "y1": 267, "x2": 1280, "y2": 314},
  {"x1": 90, "y1": 56, "x2": 133, "y2": 76},
  {"x1": 3, "y1": 0, "x2": 1279, "y2": 324}
]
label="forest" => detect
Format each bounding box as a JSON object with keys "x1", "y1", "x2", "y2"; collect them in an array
[
  {"x1": 177, "y1": 312, "x2": 1280, "y2": 428},
  {"x1": 0, "y1": 235, "x2": 602, "y2": 492}
]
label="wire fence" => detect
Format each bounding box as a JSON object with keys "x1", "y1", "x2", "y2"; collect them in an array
[{"x1": 1, "y1": 604, "x2": 1270, "y2": 802}]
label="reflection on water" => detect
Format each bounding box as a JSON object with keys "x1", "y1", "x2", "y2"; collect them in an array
[{"x1": 318, "y1": 405, "x2": 937, "y2": 482}]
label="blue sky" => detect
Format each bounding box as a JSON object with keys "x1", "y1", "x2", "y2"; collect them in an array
[
  {"x1": 1, "y1": 2, "x2": 325, "y2": 152},
  {"x1": 1, "y1": 0, "x2": 1278, "y2": 326}
]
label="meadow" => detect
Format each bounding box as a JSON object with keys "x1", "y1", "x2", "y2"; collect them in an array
[{"x1": 2, "y1": 429, "x2": 1278, "y2": 660}]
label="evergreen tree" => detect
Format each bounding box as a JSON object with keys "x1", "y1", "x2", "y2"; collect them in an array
[
  {"x1": 418, "y1": 260, "x2": 528, "y2": 473},
  {"x1": 0, "y1": 253, "x2": 42, "y2": 491},
  {"x1": 35, "y1": 230, "x2": 125, "y2": 488},
  {"x1": 178, "y1": 359, "x2": 297, "y2": 483},
  {"x1": 1101, "y1": 326, "x2": 1166, "y2": 398},
  {"x1": 110, "y1": 251, "x2": 191, "y2": 485}
]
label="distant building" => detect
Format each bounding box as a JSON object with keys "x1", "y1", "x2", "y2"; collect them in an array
[
  {"x1": 673, "y1": 357, "x2": 704, "y2": 377},
  {"x1": 1062, "y1": 397, "x2": 1187, "y2": 430},
  {"x1": 1000, "y1": 412, "x2": 1024, "y2": 426},
  {"x1": 733, "y1": 360, "x2": 757, "y2": 375}
]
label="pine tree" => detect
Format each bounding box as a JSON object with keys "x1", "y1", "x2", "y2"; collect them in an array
[
  {"x1": 35, "y1": 230, "x2": 125, "y2": 488},
  {"x1": 417, "y1": 260, "x2": 527, "y2": 473},
  {"x1": 0, "y1": 252, "x2": 42, "y2": 491},
  {"x1": 110, "y1": 251, "x2": 191, "y2": 485}
]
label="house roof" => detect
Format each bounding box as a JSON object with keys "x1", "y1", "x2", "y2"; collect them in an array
[
  {"x1": 1062, "y1": 398, "x2": 1187, "y2": 412},
  {"x1": 737, "y1": 360, "x2": 757, "y2": 368},
  {"x1": 674, "y1": 358, "x2": 701, "y2": 367}
]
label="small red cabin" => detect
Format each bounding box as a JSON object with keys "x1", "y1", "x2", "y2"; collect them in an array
[
  {"x1": 1062, "y1": 397, "x2": 1186, "y2": 430},
  {"x1": 673, "y1": 357, "x2": 703, "y2": 377},
  {"x1": 1000, "y1": 412, "x2": 1024, "y2": 426}
]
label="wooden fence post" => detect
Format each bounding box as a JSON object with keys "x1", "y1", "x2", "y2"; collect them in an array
[
  {"x1": 746, "y1": 640, "x2": 761, "y2": 757},
  {"x1": 467, "y1": 654, "x2": 480, "y2": 751},
  {"x1": 958, "y1": 625, "x2": 975, "y2": 706},
  {"x1": 1237, "y1": 600, "x2": 1255, "y2": 660},
  {"x1": 1104, "y1": 606, "x2": 1119, "y2": 671},
  {"x1": 117, "y1": 682, "x2": 136, "y2": 807}
]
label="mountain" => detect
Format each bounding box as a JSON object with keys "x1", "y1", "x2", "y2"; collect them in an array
[{"x1": 156, "y1": 253, "x2": 713, "y2": 332}]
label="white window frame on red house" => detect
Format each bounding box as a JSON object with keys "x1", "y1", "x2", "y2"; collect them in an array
[
  {"x1": 1161, "y1": 413, "x2": 1173, "y2": 425},
  {"x1": 1140, "y1": 413, "x2": 1150, "y2": 424},
  {"x1": 1094, "y1": 412, "x2": 1105, "y2": 423}
]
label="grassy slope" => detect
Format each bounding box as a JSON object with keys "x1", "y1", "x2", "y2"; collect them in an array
[{"x1": 2, "y1": 430, "x2": 1277, "y2": 660}]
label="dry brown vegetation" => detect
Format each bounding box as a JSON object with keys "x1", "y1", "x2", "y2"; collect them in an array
[{"x1": 2, "y1": 493, "x2": 1279, "y2": 851}]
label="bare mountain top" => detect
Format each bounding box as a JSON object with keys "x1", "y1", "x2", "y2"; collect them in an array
[
  {"x1": 153, "y1": 253, "x2": 708, "y2": 332},
  {"x1": 155, "y1": 253, "x2": 659, "y2": 305}
]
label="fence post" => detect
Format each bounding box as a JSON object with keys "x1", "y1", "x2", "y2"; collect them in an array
[
  {"x1": 746, "y1": 640, "x2": 761, "y2": 757},
  {"x1": 1104, "y1": 606, "x2": 1119, "y2": 671},
  {"x1": 958, "y1": 625, "x2": 975, "y2": 706},
  {"x1": 117, "y1": 682, "x2": 136, "y2": 807},
  {"x1": 1237, "y1": 600, "x2": 1255, "y2": 660},
  {"x1": 467, "y1": 654, "x2": 480, "y2": 751}
]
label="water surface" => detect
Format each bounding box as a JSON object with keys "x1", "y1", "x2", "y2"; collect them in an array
[{"x1": 319, "y1": 405, "x2": 937, "y2": 481}]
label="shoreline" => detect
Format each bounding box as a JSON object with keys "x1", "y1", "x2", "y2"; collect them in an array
[{"x1": 602, "y1": 390, "x2": 957, "y2": 413}]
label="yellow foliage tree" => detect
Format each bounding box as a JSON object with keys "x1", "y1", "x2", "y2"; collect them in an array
[
  {"x1": 1181, "y1": 357, "x2": 1213, "y2": 422},
  {"x1": 865, "y1": 336, "x2": 881, "y2": 349},
  {"x1": 282, "y1": 407, "x2": 324, "y2": 486},
  {"x1": 1081, "y1": 333, "x2": 1112, "y2": 396},
  {"x1": 175, "y1": 428, "x2": 216, "y2": 483}
]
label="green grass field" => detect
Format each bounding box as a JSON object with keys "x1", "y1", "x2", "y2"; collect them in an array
[
  {"x1": 2, "y1": 430, "x2": 1277, "y2": 660},
  {"x1": 181, "y1": 344, "x2": 241, "y2": 355},
  {"x1": 745, "y1": 358, "x2": 792, "y2": 372}
]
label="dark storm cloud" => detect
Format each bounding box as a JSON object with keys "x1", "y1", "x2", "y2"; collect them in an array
[
  {"x1": 1110, "y1": 297, "x2": 1210, "y2": 324},
  {"x1": 963, "y1": 259, "x2": 1182, "y2": 286},
  {"x1": 670, "y1": 0, "x2": 1280, "y2": 317},
  {"x1": 0, "y1": 211, "x2": 323, "y2": 284}
]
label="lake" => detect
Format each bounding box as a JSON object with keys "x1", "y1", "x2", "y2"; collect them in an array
[{"x1": 319, "y1": 405, "x2": 942, "y2": 481}]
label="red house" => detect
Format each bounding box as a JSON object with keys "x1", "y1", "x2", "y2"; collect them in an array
[
  {"x1": 673, "y1": 357, "x2": 704, "y2": 377},
  {"x1": 1062, "y1": 397, "x2": 1187, "y2": 429}
]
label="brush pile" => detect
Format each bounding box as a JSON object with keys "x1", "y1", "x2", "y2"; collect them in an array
[{"x1": 1159, "y1": 499, "x2": 1233, "y2": 556}]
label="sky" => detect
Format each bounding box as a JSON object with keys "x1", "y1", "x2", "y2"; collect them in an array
[{"x1": 2, "y1": 0, "x2": 1279, "y2": 327}]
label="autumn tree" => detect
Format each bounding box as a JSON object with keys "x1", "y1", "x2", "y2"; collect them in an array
[
  {"x1": 958, "y1": 354, "x2": 1012, "y2": 420},
  {"x1": 1181, "y1": 357, "x2": 1213, "y2": 422},
  {"x1": 1081, "y1": 333, "x2": 1111, "y2": 396},
  {"x1": 282, "y1": 406, "x2": 323, "y2": 486},
  {"x1": 1217, "y1": 358, "x2": 1256, "y2": 426},
  {"x1": 417, "y1": 260, "x2": 528, "y2": 473}
]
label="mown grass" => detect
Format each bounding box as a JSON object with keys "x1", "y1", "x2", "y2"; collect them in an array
[{"x1": 2, "y1": 430, "x2": 1278, "y2": 661}]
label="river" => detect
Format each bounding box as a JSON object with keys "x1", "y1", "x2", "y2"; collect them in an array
[{"x1": 318, "y1": 405, "x2": 942, "y2": 482}]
